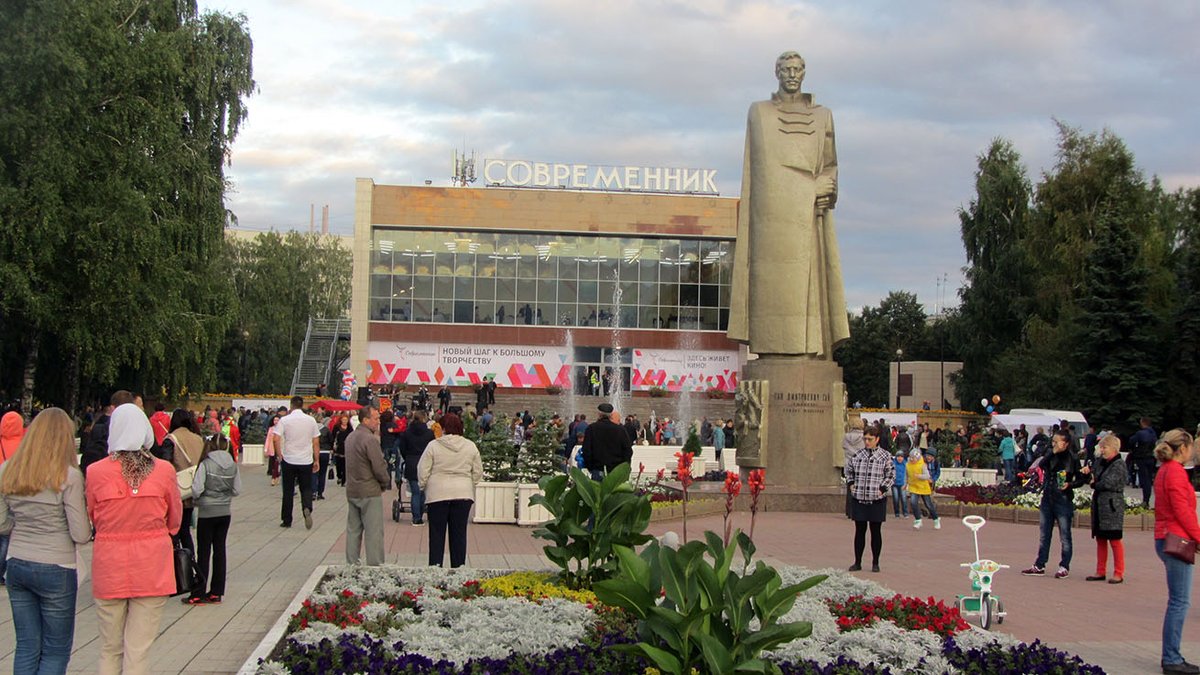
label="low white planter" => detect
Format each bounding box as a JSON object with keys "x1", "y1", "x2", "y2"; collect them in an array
[
  {"x1": 241, "y1": 443, "x2": 265, "y2": 466},
  {"x1": 516, "y1": 483, "x2": 552, "y2": 526},
  {"x1": 473, "y1": 482, "x2": 518, "y2": 523},
  {"x1": 963, "y1": 468, "x2": 998, "y2": 486}
]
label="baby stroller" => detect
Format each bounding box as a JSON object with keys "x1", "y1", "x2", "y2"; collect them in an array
[
  {"x1": 388, "y1": 452, "x2": 410, "y2": 522},
  {"x1": 1017, "y1": 455, "x2": 1045, "y2": 492}
]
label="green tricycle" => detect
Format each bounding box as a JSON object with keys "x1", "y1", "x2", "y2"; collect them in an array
[{"x1": 955, "y1": 515, "x2": 1008, "y2": 630}]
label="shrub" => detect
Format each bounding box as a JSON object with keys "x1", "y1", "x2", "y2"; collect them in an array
[
  {"x1": 594, "y1": 531, "x2": 825, "y2": 675},
  {"x1": 531, "y1": 465, "x2": 654, "y2": 590},
  {"x1": 478, "y1": 414, "x2": 517, "y2": 481},
  {"x1": 516, "y1": 409, "x2": 563, "y2": 483},
  {"x1": 648, "y1": 386, "x2": 668, "y2": 397}
]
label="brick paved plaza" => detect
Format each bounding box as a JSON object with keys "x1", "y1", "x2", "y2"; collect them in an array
[{"x1": 0, "y1": 471, "x2": 1189, "y2": 674}]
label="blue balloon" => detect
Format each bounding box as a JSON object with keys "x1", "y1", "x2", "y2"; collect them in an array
[{"x1": 986, "y1": 405, "x2": 995, "y2": 413}]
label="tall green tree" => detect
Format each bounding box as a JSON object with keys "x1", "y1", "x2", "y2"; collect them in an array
[
  {"x1": 214, "y1": 232, "x2": 352, "y2": 394},
  {"x1": 1071, "y1": 186, "x2": 1164, "y2": 431},
  {"x1": 1164, "y1": 187, "x2": 1200, "y2": 428},
  {"x1": 954, "y1": 138, "x2": 1032, "y2": 406},
  {"x1": 0, "y1": 0, "x2": 254, "y2": 410},
  {"x1": 835, "y1": 291, "x2": 933, "y2": 407}
]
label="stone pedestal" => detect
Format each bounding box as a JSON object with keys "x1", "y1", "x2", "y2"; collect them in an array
[{"x1": 738, "y1": 357, "x2": 844, "y2": 488}]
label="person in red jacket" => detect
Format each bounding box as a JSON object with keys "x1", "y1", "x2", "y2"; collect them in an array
[{"x1": 1153, "y1": 429, "x2": 1200, "y2": 675}]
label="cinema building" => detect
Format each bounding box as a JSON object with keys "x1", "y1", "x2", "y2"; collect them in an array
[{"x1": 348, "y1": 161, "x2": 745, "y2": 396}]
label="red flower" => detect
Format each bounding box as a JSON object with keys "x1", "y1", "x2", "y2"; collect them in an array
[{"x1": 722, "y1": 471, "x2": 742, "y2": 496}]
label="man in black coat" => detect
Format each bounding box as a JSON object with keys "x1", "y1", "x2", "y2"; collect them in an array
[
  {"x1": 399, "y1": 411, "x2": 435, "y2": 525},
  {"x1": 581, "y1": 403, "x2": 634, "y2": 480}
]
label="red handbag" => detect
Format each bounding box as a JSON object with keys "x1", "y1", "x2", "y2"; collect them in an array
[{"x1": 1164, "y1": 532, "x2": 1197, "y2": 565}]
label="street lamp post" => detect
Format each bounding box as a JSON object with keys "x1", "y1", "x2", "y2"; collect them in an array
[
  {"x1": 895, "y1": 348, "x2": 904, "y2": 409},
  {"x1": 241, "y1": 329, "x2": 250, "y2": 394}
]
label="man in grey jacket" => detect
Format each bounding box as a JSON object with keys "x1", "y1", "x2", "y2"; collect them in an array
[{"x1": 344, "y1": 406, "x2": 391, "y2": 565}]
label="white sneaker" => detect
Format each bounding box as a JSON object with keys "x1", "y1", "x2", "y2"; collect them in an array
[
  {"x1": 933, "y1": 518, "x2": 941, "y2": 530},
  {"x1": 913, "y1": 519, "x2": 922, "y2": 530}
]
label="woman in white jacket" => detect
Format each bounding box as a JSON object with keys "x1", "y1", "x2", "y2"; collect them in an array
[{"x1": 417, "y1": 413, "x2": 482, "y2": 568}]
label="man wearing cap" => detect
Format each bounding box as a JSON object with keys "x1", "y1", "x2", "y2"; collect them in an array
[{"x1": 581, "y1": 403, "x2": 634, "y2": 480}]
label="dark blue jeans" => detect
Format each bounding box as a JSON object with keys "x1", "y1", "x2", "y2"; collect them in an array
[
  {"x1": 0, "y1": 533, "x2": 9, "y2": 581},
  {"x1": 1035, "y1": 498, "x2": 1074, "y2": 570},
  {"x1": 1156, "y1": 538, "x2": 1194, "y2": 666},
  {"x1": 7, "y1": 557, "x2": 77, "y2": 675},
  {"x1": 408, "y1": 478, "x2": 425, "y2": 523}
]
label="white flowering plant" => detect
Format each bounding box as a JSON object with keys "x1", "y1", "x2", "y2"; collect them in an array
[{"x1": 257, "y1": 562, "x2": 1102, "y2": 674}]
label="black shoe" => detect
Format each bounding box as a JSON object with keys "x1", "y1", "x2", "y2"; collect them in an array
[
  {"x1": 1162, "y1": 661, "x2": 1200, "y2": 674},
  {"x1": 280, "y1": 522, "x2": 291, "y2": 528},
  {"x1": 871, "y1": 564, "x2": 880, "y2": 573},
  {"x1": 848, "y1": 564, "x2": 861, "y2": 571},
  {"x1": 1085, "y1": 575, "x2": 1106, "y2": 582}
]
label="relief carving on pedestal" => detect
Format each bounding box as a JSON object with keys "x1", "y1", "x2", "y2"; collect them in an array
[{"x1": 735, "y1": 380, "x2": 768, "y2": 468}]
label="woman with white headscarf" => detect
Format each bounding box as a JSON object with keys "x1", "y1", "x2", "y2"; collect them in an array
[{"x1": 85, "y1": 403, "x2": 182, "y2": 675}]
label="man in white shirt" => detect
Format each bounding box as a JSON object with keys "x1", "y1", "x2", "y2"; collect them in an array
[{"x1": 273, "y1": 396, "x2": 321, "y2": 529}]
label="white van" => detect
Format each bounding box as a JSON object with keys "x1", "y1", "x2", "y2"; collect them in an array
[{"x1": 1007, "y1": 409, "x2": 1089, "y2": 441}]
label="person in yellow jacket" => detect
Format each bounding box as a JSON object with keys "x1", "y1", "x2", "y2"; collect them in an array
[{"x1": 905, "y1": 449, "x2": 941, "y2": 530}]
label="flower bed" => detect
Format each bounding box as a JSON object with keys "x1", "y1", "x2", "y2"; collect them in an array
[
  {"x1": 939, "y1": 481, "x2": 1152, "y2": 516},
  {"x1": 254, "y1": 565, "x2": 1103, "y2": 674}
]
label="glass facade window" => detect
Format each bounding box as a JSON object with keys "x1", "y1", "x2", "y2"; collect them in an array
[{"x1": 370, "y1": 230, "x2": 734, "y2": 330}]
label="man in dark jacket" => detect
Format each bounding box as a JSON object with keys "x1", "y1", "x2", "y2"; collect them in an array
[
  {"x1": 581, "y1": 403, "x2": 634, "y2": 480},
  {"x1": 1021, "y1": 429, "x2": 1088, "y2": 579},
  {"x1": 399, "y1": 411, "x2": 435, "y2": 525},
  {"x1": 80, "y1": 390, "x2": 139, "y2": 478},
  {"x1": 1128, "y1": 417, "x2": 1158, "y2": 507}
]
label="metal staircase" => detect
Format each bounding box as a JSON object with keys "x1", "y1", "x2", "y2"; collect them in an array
[{"x1": 289, "y1": 318, "x2": 351, "y2": 396}]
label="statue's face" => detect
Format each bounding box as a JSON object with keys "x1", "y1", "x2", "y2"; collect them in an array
[{"x1": 776, "y1": 58, "x2": 805, "y2": 94}]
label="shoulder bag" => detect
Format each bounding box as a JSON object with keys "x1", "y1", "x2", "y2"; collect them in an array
[
  {"x1": 1164, "y1": 532, "x2": 1197, "y2": 565},
  {"x1": 170, "y1": 433, "x2": 198, "y2": 501},
  {"x1": 173, "y1": 537, "x2": 203, "y2": 596}
]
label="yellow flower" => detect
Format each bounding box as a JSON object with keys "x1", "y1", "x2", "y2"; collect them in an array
[{"x1": 477, "y1": 571, "x2": 598, "y2": 605}]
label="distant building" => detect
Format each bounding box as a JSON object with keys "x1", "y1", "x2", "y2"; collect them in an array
[
  {"x1": 348, "y1": 179, "x2": 743, "y2": 396},
  {"x1": 890, "y1": 360, "x2": 963, "y2": 410}
]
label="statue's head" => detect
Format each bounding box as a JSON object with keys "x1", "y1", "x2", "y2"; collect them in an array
[{"x1": 775, "y1": 51, "x2": 805, "y2": 95}]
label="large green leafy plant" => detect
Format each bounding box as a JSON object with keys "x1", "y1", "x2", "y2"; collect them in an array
[
  {"x1": 593, "y1": 531, "x2": 825, "y2": 675},
  {"x1": 530, "y1": 465, "x2": 653, "y2": 589}
]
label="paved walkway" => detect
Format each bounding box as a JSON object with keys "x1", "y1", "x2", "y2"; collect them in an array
[{"x1": 0, "y1": 471, "x2": 1191, "y2": 674}]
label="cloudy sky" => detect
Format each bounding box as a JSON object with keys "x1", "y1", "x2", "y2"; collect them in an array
[{"x1": 205, "y1": 0, "x2": 1200, "y2": 313}]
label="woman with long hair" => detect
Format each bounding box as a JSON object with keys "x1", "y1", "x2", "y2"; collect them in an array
[
  {"x1": 333, "y1": 414, "x2": 352, "y2": 486},
  {"x1": 86, "y1": 403, "x2": 182, "y2": 674},
  {"x1": 264, "y1": 414, "x2": 282, "y2": 486},
  {"x1": 184, "y1": 433, "x2": 241, "y2": 605},
  {"x1": 0, "y1": 408, "x2": 91, "y2": 674},
  {"x1": 844, "y1": 424, "x2": 894, "y2": 573},
  {"x1": 1153, "y1": 429, "x2": 1200, "y2": 674},
  {"x1": 160, "y1": 409, "x2": 203, "y2": 554},
  {"x1": 418, "y1": 413, "x2": 482, "y2": 568}
]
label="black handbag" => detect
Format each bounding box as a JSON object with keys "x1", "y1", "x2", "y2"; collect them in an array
[
  {"x1": 173, "y1": 539, "x2": 204, "y2": 596},
  {"x1": 328, "y1": 467, "x2": 335, "y2": 480}
]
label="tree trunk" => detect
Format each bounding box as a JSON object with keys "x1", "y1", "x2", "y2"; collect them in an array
[
  {"x1": 64, "y1": 347, "x2": 81, "y2": 414},
  {"x1": 21, "y1": 331, "x2": 39, "y2": 414}
]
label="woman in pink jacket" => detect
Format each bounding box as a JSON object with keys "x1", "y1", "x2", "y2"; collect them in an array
[{"x1": 85, "y1": 403, "x2": 182, "y2": 675}]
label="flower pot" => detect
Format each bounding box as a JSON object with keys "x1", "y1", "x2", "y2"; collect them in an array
[
  {"x1": 241, "y1": 443, "x2": 265, "y2": 466},
  {"x1": 473, "y1": 482, "x2": 518, "y2": 524},
  {"x1": 516, "y1": 483, "x2": 552, "y2": 526}
]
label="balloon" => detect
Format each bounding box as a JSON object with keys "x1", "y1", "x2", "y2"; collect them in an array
[
  {"x1": 986, "y1": 405, "x2": 994, "y2": 413},
  {"x1": 980, "y1": 398, "x2": 989, "y2": 408},
  {"x1": 992, "y1": 394, "x2": 1001, "y2": 404}
]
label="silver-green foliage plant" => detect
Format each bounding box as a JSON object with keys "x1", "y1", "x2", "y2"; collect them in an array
[
  {"x1": 530, "y1": 465, "x2": 653, "y2": 590},
  {"x1": 593, "y1": 530, "x2": 826, "y2": 675}
]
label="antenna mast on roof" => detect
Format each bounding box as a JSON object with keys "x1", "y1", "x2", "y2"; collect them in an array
[{"x1": 452, "y1": 147, "x2": 476, "y2": 187}]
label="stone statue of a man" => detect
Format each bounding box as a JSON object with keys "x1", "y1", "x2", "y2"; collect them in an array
[{"x1": 728, "y1": 52, "x2": 850, "y2": 359}]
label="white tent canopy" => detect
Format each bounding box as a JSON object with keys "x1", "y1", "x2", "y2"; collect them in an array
[
  {"x1": 990, "y1": 414, "x2": 1059, "y2": 433},
  {"x1": 859, "y1": 412, "x2": 920, "y2": 429}
]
